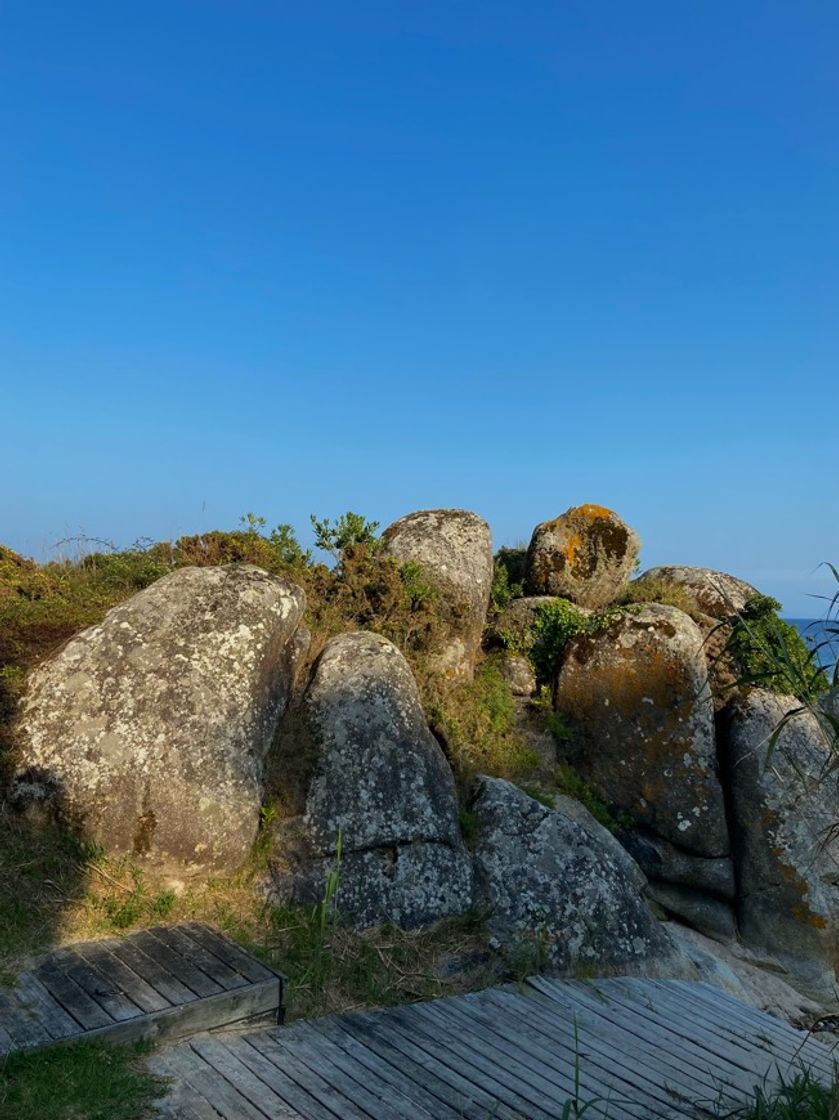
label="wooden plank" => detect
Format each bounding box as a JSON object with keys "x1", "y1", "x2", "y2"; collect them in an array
[
  {"x1": 224, "y1": 1033, "x2": 340, "y2": 1120},
  {"x1": 490, "y1": 985, "x2": 718, "y2": 1111},
  {"x1": 654, "y1": 980, "x2": 834, "y2": 1076},
  {"x1": 153, "y1": 927, "x2": 249, "y2": 992},
  {"x1": 189, "y1": 1036, "x2": 302, "y2": 1119},
  {"x1": 149, "y1": 1054, "x2": 226, "y2": 1120},
  {"x1": 636, "y1": 980, "x2": 823, "y2": 1073},
  {"x1": 334, "y1": 1012, "x2": 496, "y2": 1120},
  {"x1": 32, "y1": 958, "x2": 113, "y2": 1031},
  {"x1": 466, "y1": 988, "x2": 676, "y2": 1118},
  {"x1": 130, "y1": 930, "x2": 224, "y2": 999},
  {"x1": 183, "y1": 925, "x2": 277, "y2": 984},
  {"x1": 108, "y1": 938, "x2": 197, "y2": 1006},
  {"x1": 515, "y1": 982, "x2": 735, "y2": 1104},
  {"x1": 52, "y1": 948, "x2": 144, "y2": 1022},
  {"x1": 76, "y1": 941, "x2": 172, "y2": 1014},
  {"x1": 163, "y1": 1042, "x2": 268, "y2": 1120},
  {"x1": 0, "y1": 989, "x2": 53, "y2": 1049},
  {"x1": 246, "y1": 1030, "x2": 372, "y2": 1120},
  {"x1": 12, "y1": 974, "x2": 80, "y2": 1040},
  {"x1": 386, "y1": 1003, "x2": 559, "y2": 1120},
  {"x1": 260, "y1": 1025, "x2": 412, "y2": 1120},
  {"x1": 304, "y1": 1017, "x2": 454, "y2": 1120},
  {"x1": 410, "y1": 998, "x2": 617, "y2": 1120}
]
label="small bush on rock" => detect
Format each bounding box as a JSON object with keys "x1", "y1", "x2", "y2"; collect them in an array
[
  {"x1": 727, "y1": 595, "x2": 828, "y2": 703},
  {"x1": 531, "y1": 599, "x2": 593, "y2": 682}
]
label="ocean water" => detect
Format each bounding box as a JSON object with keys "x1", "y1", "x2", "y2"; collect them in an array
[{"x1": 786, "y1": 618, "x2": 838, "y2": 674}]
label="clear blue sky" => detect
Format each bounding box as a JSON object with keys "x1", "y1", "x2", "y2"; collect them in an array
[{"x1": 2, "y1": 2, "x2": 837, "y2": 615}]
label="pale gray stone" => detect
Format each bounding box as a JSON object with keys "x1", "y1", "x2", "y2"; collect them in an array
[
  {"x1": 633, "y1": 565, "x2": 758, "y2": 619},
  {"x1": 13, "y1": 565, "x2": 307, "y2": 874}
]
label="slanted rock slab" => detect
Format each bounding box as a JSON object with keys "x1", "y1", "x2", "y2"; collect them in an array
[
  {"x1": 634, "y1": 565, "x2": 758, "y2": 619},
  {"x1": 381, "y1": 508, "x2": 493, "y2": 679},
  {"x1": 14, "y1": 565, "x2": 307, "y2": 874},
  {"x1": 727, "y1": 689, "x2": 839, "y2": 999},
  {"x1": 556, "y1": 603, "x2": 728, "y2": 857},
  {"x1": 472, "y1": 777, "x2": 673, "y2": 973},
  {"x1": 525, "y1": 505, "x2": 640, "y2": 608},
  {"x1": 271, "y1": 631, "x2": 472, "y2": 927}
]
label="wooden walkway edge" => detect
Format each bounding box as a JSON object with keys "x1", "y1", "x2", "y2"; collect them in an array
[
  {"x1": 0, "y1": 923, "x2": 284, "y2": 1055},
  {"x1": 149, "y1": 976, "x2": 836, "y2": 1119}
]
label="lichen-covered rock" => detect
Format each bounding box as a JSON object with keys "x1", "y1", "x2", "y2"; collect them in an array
[
  {"x1": 556, "y1": 604, "x2": 728, "y2": 857},
  {"x1": 497, "y1": 653, "x2": 536, "y2": 697},
  {"x1": 271, "y1": 631, "x2": 472, "y2": 927},
  {"x1": 620, "y1": 831, "x2": 736, "y2": 899},
  {"x1": 727, "y1": 690, "x2": 839, "y2": 998},
  {"x1": 634, "y1": 566, "x2": 758, "y2": 619},
  {"x1": 525, "y1": 505, "x2": 640, "y2": 608},
  {"x1": 13, "y1": 565, "x2": 307, "y2": 873},
  {"x1": 472, "y1": 777, "x2": 673, "y2": 972},
  {"x1": 381, "y1": 509, "x2": 493, "y2": 679}
]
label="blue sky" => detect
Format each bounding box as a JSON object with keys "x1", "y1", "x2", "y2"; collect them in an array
[{"x1": 2, "y1": 2, "x2": 837, "y2": 614}]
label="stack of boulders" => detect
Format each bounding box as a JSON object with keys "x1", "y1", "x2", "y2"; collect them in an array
[{"x1": 9, "y1": 503, "x2": 839, "y2": 1012}]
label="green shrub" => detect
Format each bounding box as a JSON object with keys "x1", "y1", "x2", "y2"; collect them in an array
[
  {"x1": 490, "y1": 547, "x2": 526, "y2": 612},
  {"x1": 727, "y1": 595, "x2": 829, "y2": 703},
  {"x1": 310, "y1": 511, "x2": 380, "y2": 561},
  {"x1": 621, "y1": 576, "x2": 702, "y2": 619},
  {"x1": 531, "y1": 599, "x2": 592, "y2": 683},
  {"x1": 553, "y1": 763, "x2": 625, "y2": 833}
]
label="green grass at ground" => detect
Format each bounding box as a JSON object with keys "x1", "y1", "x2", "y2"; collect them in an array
[{"x1": 0, "y1": 1040, "x2": 166, "y2": 1120}]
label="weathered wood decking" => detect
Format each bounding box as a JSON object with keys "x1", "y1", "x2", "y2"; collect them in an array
[
  {"x1": 150, "y1": 976, "x2": 835, "y2": 1119},
  {"x1": 0, "y1": 923, "x2": 283, "y2": 1054}
]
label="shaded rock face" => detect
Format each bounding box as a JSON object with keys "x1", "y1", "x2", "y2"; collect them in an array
[
  {"x1": 472, "y1": 777, "x2": 673, "y2": 972},
  {"x1": 646, "y1": 883, "x2": 737, "y2": 943},
  {"x1": 272, "y1": 631, "x2": 472, "y2": 927},
  {"x1": 14, "y1": 565, "x2": 307, "y2": 873},
  {"x1": 620, "y1": 831, "x2": 735, "y2": 899},
  {"x1": 556, "y1": 604, "x2": 728, "y2": 858},
  {"x1": 381, "y1": 509, "x2": 493, "y2": 679},
  {"x1": 634, "y1": 566, "x2": 757, "y2": 619},
  {"x1": 525, "y1": 505, "x2": 640, "y2": 608},
  {"x1": 727, "y1": 690, "x2": 839, "y2": 997},
  {"x1": 497, "y1": 653, "x2": 536, "y2": 697}
]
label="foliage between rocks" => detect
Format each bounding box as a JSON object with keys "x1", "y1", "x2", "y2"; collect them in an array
[
  {"x1": 0, "y1": 1039, "x2": 166, "y2": 1120},
  {"x1": 489, "y1": 546, "x2": 526, "y2": 612},
  {"x1": 620, "y1": 574, "x2": 704, "y2": 619},
  {"x1": 725, "y1": 594, "x2": 829, "y2": 704}
]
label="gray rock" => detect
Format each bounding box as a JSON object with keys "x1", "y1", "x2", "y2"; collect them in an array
[
  {"x1": 556, "y1": 604, "x2": 728, "y2": 857},
  {"x1": 381, "y1": 509, "x2": 493, "y2": 679},
  {"x1": 525, "y1": 505, "x2": 640, "y2": 608},
  {"x1": 646, "y1": 883, "x2": 737, "y2": 942},
  {"x1": 553, "y1": 794, "x2": 646, "y2": 892},
  {"x1": 471, "y1": 777, "x2": 673, "y2": 973},
  {"x1": 620, "y1": 831, "x2": 736, "y2": 898},
  {"x1": 272, "y1": 631, "x2": 472, "y2": 927},
  {"x1": 13, "y1": 565, "x2": 306, "y2": 874},
  {"x1": 727, "y1": 689, "x2": 839, "y2": 999},
  {"x1": 634, "y1": 566, "x2": 758, "y2": 619},
  {"x1": 497, "y1": 654, "x2": 536, "y2": 697}
]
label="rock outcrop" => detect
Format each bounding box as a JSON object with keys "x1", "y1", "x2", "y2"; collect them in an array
[
  {"x1": 727, "y1": 690, "x2": 839, "y2": 998},
  {"x1": 634, "y1": 566, "x2": 758, "y2": 619},
  {"x1": 381, "y1": 509, "x2": 493, "y2": 679},
  {"x1": 556, "y1": 604, "x2": 728, "y2": 858},
  {"x1": 270, "y1": 631, "x2": 472, "y2": 927},
  {"x1": 471, "y1": 777, "x2": 673, "y2": 973},
  {"x1": 525, "y1": 505, "x2": 640, "y2": 608},
  {"x1": 13, "y1": 565, "x2": 307, "y2": 873}
]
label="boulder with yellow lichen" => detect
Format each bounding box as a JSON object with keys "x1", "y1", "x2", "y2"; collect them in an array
[{"x1": 525, "y1": 504, "x2": 640, "y2": 608}]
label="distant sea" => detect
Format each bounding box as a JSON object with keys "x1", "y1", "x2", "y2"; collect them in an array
[{"x1": 786, "y1": 619, "x2": 838, "y2": 674}]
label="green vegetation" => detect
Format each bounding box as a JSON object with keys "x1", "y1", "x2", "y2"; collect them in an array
[
  {"x1": 707, "y1": 1067, "x2": 839, "y2": 1119},
  {"x1": 0, "y1": 1039, "x2": 166, "y2": 1120},
  {"x1": 620, "y1": 574, "x2": 702, "y2": 618},
  {"x1": 309, "y1": 511, "x2": 380, "y2": 561},
  {"x1": 490, "y1": 546, "x2": 526, "y2": 612},
  {"x1": 552, "y1": 762, "x2": 627, "y2": 833},
  {"x1": 726, "y1": 594, "x2": 829, "y2": 703},
  {"x1": 427, "y1": 660, "x2": 539, "y2": 786},
  {"x1": 530, "y1": 598, "x2": 599, "y2": 682}
]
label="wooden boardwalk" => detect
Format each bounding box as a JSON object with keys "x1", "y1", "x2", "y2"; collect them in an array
[
  {"x1": 0, "y1": 923, "x2": 283, "y2": 1055},
  {"x1": 150, "y1": 976, "x2": 835, "y2": 1119}
]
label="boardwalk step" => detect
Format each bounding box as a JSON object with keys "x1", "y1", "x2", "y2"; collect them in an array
[{"x1": 0, "y1": 924, "x2": 284, "y2": 1055}]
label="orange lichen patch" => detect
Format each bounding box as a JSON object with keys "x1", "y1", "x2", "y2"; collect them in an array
[{"x1": 574, "y1": 504, "x2": 614, "y2": 520}]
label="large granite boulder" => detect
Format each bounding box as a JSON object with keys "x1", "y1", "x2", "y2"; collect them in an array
[
  {"x1": 13, "y1": 565, "x2": 307, "y2": 874},
  {"x1": 381, "y1": 509, "x2": 493, "y2": 679},
  {"x1": 633, "y1": 566, "x2": 758, "y2": 619},
  {"x1": 525, "y1": 505, "x2": 640, "y2": 608},
  {"x1": 472, "y1": 777, "x2": 673, "y2": 972},
  {"x1": 727, "y1": 689, "x2": 839, "y2": 998},
  {"x1": 556, "y1": 604, "x2": 728, "y2": 857},
  {"x1": 271, "y1": 631, "x2": 472, "y2": 927}
]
